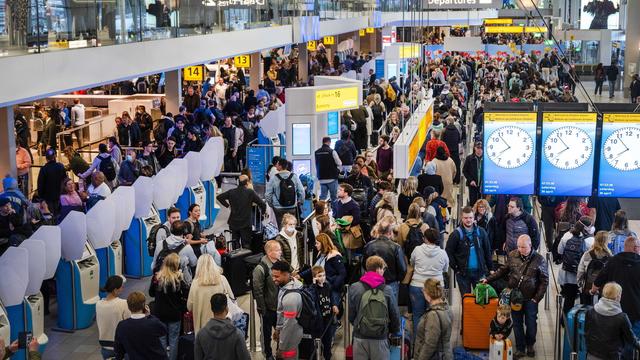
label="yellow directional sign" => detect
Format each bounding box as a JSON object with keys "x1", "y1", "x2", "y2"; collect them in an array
[
  {"x1": 359, "y1": 29, "x2": 365, "y2": 36},
  {"x1": 323, "y1": 36, "x2": 335, "y2": 45},
  {"x1": 183, "y1": 66, "x2": 204, "y2": 81},
  {"x1": 307, "y1": 40, "x2": 317, "y2": 51},
  {"x1": 366, "y1": 27, "x2": 375, "y2": 33},
  {"x1": 233, "y1": 55, "x2": 251, "y2": 68}
]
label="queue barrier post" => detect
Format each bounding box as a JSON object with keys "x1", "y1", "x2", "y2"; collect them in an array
[
  {"x1": 545, "y1": 252, "x2": 551, "y2": 311},
  {"x1": 554, "y1": 294, "x2": 564, "y2": 360},
  {"x1": 344, "y1": 284, "x2": 350, "y2": 349},
  {"x1": 249, "y1": 291, "x2": 257, "y2": 352}
]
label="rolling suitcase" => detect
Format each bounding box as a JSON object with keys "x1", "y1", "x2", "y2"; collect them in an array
[
  {"x1": 489, "y1": 338, "x2": 513, "y2": 360},
  {"x1": 462, "y1": 294, "x2": 498, "y2": 350},
  {"x1": 222, "y1": 239, "x2": 252, "y2": 296},
  {"x1": 177, "y1": 333, "x2": 195, "y2": 360},
  {"x1": 562, "y1": 304, "x2": 590, "y2": 360},
  {"x1": 390, "y1": 318, "x2": 410, "y2": 360}
]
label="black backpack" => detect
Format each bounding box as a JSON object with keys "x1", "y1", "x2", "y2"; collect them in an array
[
  {"x1": 276, "y1": 173, "x2": 296, "y2": 207},
  {"x1": 584, "y1": 251, "x2": 610, "y2": 293},
  {"x1": 404, "y1": 223, "x2": 424, "y2": 258},
  {"x1": 147, "y1": 224, "x2": 169, "y2": 257},
  {"x1": 552, "y1": 222, "x2": 571, "y2": 264},
  {"x1": 371, "y1": 103, "x2": 384, "y2": 120},
  {"x1": 562, "y1": 235, "x2": 586, "y2": 274},
  {"x1": 153, "y1": 240, "x2": 186, "y2": 274},
  {"x1": 99, "y1": 155, "x2": 117, "y2": 181},
  {"x1": 283, "y1": 287, "x2": 324, "y2": 337}
]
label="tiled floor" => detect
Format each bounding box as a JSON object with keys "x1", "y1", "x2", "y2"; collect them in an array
[{"x1": 40, "y1": 79, "x2": 634, "y2": 359}]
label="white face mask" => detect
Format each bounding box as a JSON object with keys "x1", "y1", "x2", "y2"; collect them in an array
[
  {"x1": 420, "y1": 207, "x2": 426, "y2": 213},
  {"x1": 286, "y1": 225, "x2": 296, "y2": 234}
]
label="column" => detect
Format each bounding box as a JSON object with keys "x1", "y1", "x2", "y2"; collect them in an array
[
  {"x1": 624, "y1": 0, "x2": 640, "y2": 99},
  {"x1": 353, "y1": 31, "x2": 361, "y2": 55},
  {"x1": 298, "y1": 44, "x2": 309, "y2": 84},
  {"x1": 165, "y1": 69, "x2": 182, "y2": 115},
  {"x1": 0, "y1": 107, "x2": 17, "y2": 180},
  {"x1": 249, "y1": 52, "x2": 263, "y2": 92}
]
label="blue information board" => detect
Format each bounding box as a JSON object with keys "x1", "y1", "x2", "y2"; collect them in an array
[
  {"x1": 539, "y1": 113, "x2": 597, "y2": 196},
  {"x1": 598, "y1": 113, "x2": 640, "y2": 198},
  {"x1": 482, "y1": 112, "x2": 538, "y2": 195},
  {"x1": 247, "y1": 147, "x2": 267, "y2": 185},
  {"x1": 328, "y1": 112, "x2": 339, "y2": 136},
  {"x1": 375, "y1": 59, "x2": 384, "y2": 80}
]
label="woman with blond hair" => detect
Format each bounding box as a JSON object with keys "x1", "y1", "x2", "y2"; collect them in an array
[
  {"x1": 398, "y1": 176, "x2": 420, "y2": 220},
  {"x1": 474, "y1": 199, "x2": 497, "y2": 252},
  {"x1": 374, "y1": 191, "x2": 396, "y2": 224},
  {"x1": 414, "y1": 278, "x2": 453, "y2": 360},
  {"x1": 577, "y1": 231, "x2": 612, "y2": 306},
  {"x1": 149, "y1": 253, "x2": 189, "y2": 360},
  {"x1": 187, "y1": 254, "x2": 234, "y2": 333}
]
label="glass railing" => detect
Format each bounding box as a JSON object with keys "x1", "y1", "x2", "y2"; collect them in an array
[{"x1": 0, "y1": 0, "x2": 374, "y2": 57}]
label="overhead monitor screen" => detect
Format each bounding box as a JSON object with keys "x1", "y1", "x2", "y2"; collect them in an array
[
  {"x1": 292, "y1": 159, "x2": 311, "y2": 176},
  {"x1": 292, "y1": 123, "x2": 311, "y2": 156},
  {"x1": 539, "y1": 112, "x2": 597, "y2": 196},
  {"x1": 327, "y1": 112, "x2": 339, "y2": 136},
  {"x1": 598, "y1": 113, "x2": 640, "y2": 197}
]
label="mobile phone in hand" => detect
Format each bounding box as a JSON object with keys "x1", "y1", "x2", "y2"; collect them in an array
[{"x1": 18, "y1": 332, "x2": 32, "y2": 349}]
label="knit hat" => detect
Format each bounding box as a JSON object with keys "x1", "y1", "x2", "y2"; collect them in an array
[{"x1": 2, "y1": 176, "x2": 17, "y2": 191}]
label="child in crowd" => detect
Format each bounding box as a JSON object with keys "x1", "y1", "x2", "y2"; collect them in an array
[
  {"x1": 490, "y1": 304, "x2": 513, "y2": 340},
  {"x1": 311, "y1": 266, "x2": 339, "y2": 360}
]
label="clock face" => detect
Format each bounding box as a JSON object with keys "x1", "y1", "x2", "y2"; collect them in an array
[
  {"x1": 544, "y1": 126, "x2": 592, "y2": 170},
  {"x1": 486, "y1": 126, "x2": 534, "y2": 169},
  {"x1": 603, "y1": 127, "x2": 640, "y2": 171}
]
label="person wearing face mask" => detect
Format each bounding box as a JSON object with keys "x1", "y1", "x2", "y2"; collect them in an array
[
  {"x1": 117, "y1": 149, "x2": 142, "y2": 186},
  {"x1": 557, "y1": 216, "x2": 595, "y2": 316},
  {"x1": 275, "y1": 214, "x2": 305, "y2": 272}
]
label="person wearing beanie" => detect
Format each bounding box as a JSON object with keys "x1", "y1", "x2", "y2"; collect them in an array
[
  {"x1": 96, "y1": 275, "x2": 130, "y2": 359},
  {"x1": 0, "y1": 175, "x2": 29, "y2": 215}
]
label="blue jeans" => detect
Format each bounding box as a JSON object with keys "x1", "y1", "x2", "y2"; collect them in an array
[
  {"x1": 609, "y1": 80, "x2": 616, "y2": 97},
  {"x1": 387, "y1": 281, "x2": 400, "y2": 299},
  {"x1": 409, "y1": 285, "x2": 428, "y2": 341},
  {"x1": 159, "y1": 321, "x2": 181, "y2": 360},
  {"x1": 623, "y1": 320, "x2": 640, "y2": 359},
  {"x1": 455, "y1": 270, "x2": 482, "y2": 298},
  {"x1": 320, "y1": 180, "x2": 338, "y2": 201},
  {"x1": 512, "y1": 300, "x2": 539, "y2": 352}
]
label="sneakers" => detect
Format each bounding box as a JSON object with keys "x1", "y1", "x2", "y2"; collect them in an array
[
  {"x1": 526, "y1": 346, "x2": 536, "y2": 357},
  {"x1": 514, "y1": 351, "x2": 526, "y2": 359}
]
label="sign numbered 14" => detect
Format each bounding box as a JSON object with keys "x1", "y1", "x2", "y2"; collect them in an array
[{"x1": 183, "y1": 66, "x2": 204, "y2": 81}]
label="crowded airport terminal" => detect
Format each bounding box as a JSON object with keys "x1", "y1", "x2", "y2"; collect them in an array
[{"x1": 1, "y1": 0, "x2": 640, "y2": 359}]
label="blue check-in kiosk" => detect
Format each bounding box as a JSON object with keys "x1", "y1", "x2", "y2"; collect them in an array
[
  {"x1": 1, "y1": 247, "x2": 29, "y2": 359},
  {"x1": 176, "y1": 181, "x2": 208, "y2": 226},
  {"x1": 86, "y1": 196, "x2": 120, "y2": 297},
  {"x1": 56, "y1": 211, "x2": 100, "y2": 331},
  {"x1": 202, "y1": 180, "x2": 220, "y2": 229},
  {"x1": 123, "y1": 206, "x2": 161, "y2": 278}
]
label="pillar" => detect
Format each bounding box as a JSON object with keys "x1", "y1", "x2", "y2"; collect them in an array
[
  {"x1": 249, "y1": 52, "x2": 263, "y2": 92},
  {"x1": 624, "y1": 0, "x2": 640, "y2": 99},
  {"x1": 0, "y1": 107, "x2": 17, "y2": 181},
  {"x1": 353, "y1": 31, "x2": 361, "y2": 55},
  {"x1": 165, "y1": 69, "x2": 182, "y2": 115},
  {"x1": 298, "y1": 44, "x2": 309, "y2": 84}
]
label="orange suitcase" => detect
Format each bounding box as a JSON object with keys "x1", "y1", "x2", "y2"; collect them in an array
[{"x1": 462, "y1": 294, "x2": 498, "y2": 350}]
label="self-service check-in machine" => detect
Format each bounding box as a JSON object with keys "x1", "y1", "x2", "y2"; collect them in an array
[
  {"x1": 123, "y1": 176, "x2": 156, "y2": 278},
  {"x1": 108, "y1": 186, "x2": 135, "y2": 283},
  {"x1": 0, "y1": 301, "x2": 9, "y2": 350},
  {"x1": 153, "y1": 161, "x2": 186, "y2": 226},
  {"x1": 86, "y1": 196, "x2": 118, "y2": 298},
  {"x1": 176, "y1": 151, "x2": 208, "y2": 226},
  {"x1": 56, "y1": 211, "x2": 100, "y2": 330},
  {"x1": 200, "y1": 138, "x2": 224, "y2": 229},
  {"x1": 0, "y1": 247, "x2": 29, "y2": 359}
]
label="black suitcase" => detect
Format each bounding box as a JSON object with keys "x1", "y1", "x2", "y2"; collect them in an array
[
  {"x1": 178, "y1": 333, "x2": 195, "y2": 360},
  {"x1": 222, "y1": 246, "x2": 252, "y2": 296}
]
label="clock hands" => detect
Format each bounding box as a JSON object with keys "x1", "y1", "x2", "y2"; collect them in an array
[
  {"x1": 498, "y1": 134, "x2": 511, "y2": 154},
  {"x1": 557, "y1": 136, "x2": 570, "y2": 151},
  {"x1": 618, "y1": 137, "x2": 630, "y2": 152},
  {"x1": 613, "y1": 148, "x2": 629, "y2": 161}
]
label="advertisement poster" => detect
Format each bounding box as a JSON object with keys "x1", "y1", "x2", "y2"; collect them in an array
[
  {"x1": 539, "y1": 112, "x2": 597, "y2": 196},
  {"x1": 598, "y1": 113, "x2": 640, "y2": 197},
  {"x1": 292, "y1": 123, "x2": 311, "y2": 155},
  {"x1": 580, "y1": 0, "x2": 620, "y2": 30},
  {"x1": 482, "y1": 112, "x2": 537, "y2": 195}
]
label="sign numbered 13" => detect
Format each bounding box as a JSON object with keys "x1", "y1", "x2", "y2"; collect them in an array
[{"x1": 234, "y1": 55, "x2": 251, "y2": 68}]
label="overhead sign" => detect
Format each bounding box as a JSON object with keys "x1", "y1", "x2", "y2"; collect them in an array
[
  {"x1": 483, "y1": 112, "x2": 538, "y2": 195},
  {"x1": 422, "y1": 0, "x2": 501, "y2": 9},
  {"x1": 539, "y1": 112, "x2": 597, "y2": 196},
  {"x1": 315, "y1": 86, "x2": 359, "y2": 113},
  {"x1": 400, "y1": 44, "x2": 421, "y2": 59},
  {"x1": 201, "y1": 0, "x2": 266, "y2": 7},
  {"x1": 366, "y1": 27, "x2": 375, "y2": 34},
  {"x1": 307, "y1": 40, "x2": 317, "y2": 51},
  {"x1": 484, "y1": 18, "x2": 513, "y2": 25},
  {"x1": 233, "y1": 55, "x2": 251, "y2": 68},
  {"x1": 598, "y1": 113, "x2": 640, "y2": 198},
  {"x1": 485, "y1": 26, "x2": 547, "y2": 33},
  {"x1": 359, "y1": 29, "x2": 366, "y2": 36},
  {"x1": 323, "y1": 36, "x2": 335, "y2": 45},
  {"x1": 183, "y1": 66, "x2": 204, "y2": 81}
]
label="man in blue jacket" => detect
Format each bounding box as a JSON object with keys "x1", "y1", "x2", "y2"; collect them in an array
[{"x1": 446, "y1": 206, "x2": 492, "y2": 297}]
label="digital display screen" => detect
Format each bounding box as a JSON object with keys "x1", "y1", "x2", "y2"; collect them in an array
[
  {"x1": 580, "y1": 0, "x2": 620, "y2": 30},
  {"x1": 598, "y1": 113, "x2": 640, "y2": 198},
  {"x1": 327, "y1": 112, "x2": 339, "y2": 136},
  {"x1": 292, "y1": 123, "x2": 311, "y2": 156},
  {"x1": 292, "y1": 159, "x2": 311, "y2": 175},
  {"x1": 539, "y1": 113, "x2": 597, "y2": 196},
  {"x1": 330, "y1": 138, "x2": 338, "y2": 149},
  {"x1": 482, "y1": 112, "x2": 538, "y2": 195},
  {"x1": 387, "y1": 64, "x2": 398, "y2": 80}
]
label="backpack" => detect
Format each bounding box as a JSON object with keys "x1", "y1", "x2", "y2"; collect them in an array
[
  {"x1": 431, "y1": 198, "x2": 449, "y2": 233},
  {"x1": 276, "y1": 173, "x2": 296, "y2": 207},
  {"x1": 85, "y1": 194, "x2": 105, "y2": 211},
  {"x1": 583, "y1": 250, "x2": 610, "y2": 293},
  {"x1": 99, "y1": 155, "x2": 117, "y2": 181},
  {"x1": 552, "y1": 222, "x2": 572, "y2": 264},
  {"x1": 404, "y1": 223, "x2": 424, "y2": 259},
  {"x1": 562, "y1": 235, "x2": 587, "y2": 274},
  {"x1": 153, "y1": 240, "x2": 186, "y2": 274},
  {"x1": 351, "y1": 188, "x2": 369, "y2": 218},
  {"x1": 371, "y1": 103, "x2": 384, "y2": 120},
  {"x1": 337, "y1": 141, "x2": 352, "y2": 164},
  {"x1": 608, "y1": 231, "x2": 633, "y2": 255},
  {"x1": 386, "y1": 85, "x2": 397, "y2": 102},
  {"x1": 354, "y1": 283, "x2": 389, "y2": 338},
  {"x1": 147, "y1": 224, "x2": 169, "y2": 257},
  {"x1": 283, "y1": 287, "x2": 324, "y2": 337}
]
